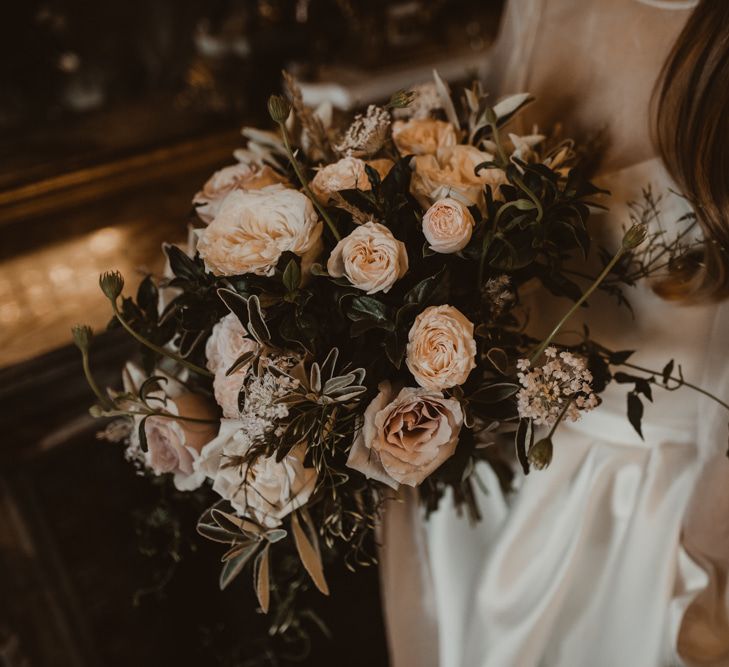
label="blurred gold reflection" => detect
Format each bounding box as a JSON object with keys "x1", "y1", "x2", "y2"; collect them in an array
[{"x1": 0, "y1": 219, "x2": 185, "y2": 367}]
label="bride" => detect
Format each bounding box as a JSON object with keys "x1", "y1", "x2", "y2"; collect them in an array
[{"x1": 380, "y1": 1, "x2": 729, "y2": 665}]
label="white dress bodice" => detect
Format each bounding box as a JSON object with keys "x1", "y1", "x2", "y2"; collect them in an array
[{"x1": 379, "y1": 2, "x2": 729, "y2": 666}]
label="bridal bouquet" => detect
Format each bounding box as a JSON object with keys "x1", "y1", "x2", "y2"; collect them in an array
[{"x1": 74, "y1": 72, "x2": 715, "y2": 653}]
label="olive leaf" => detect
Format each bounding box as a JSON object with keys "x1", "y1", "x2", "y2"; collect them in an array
[
  {"x1": 291, "y1": 510, "x2": 329, "y2": 595},
  {"x1": 219, "y1": 542, "x2": 260, "y2": 591},
  {"x1": 253, "y1": 545, "x2": 271, "y2": 613}
]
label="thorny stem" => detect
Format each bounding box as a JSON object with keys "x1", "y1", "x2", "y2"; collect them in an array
[
  {"x1": 530, "y1": 246, "x2": 626, "y2": 364},
  {"x1": 619, "y1": 361, "x2": 729, "y2": 413},
  {"x1": 277, "y1": 121, "x2": 342, "y2": 241},
  {"x1": 111, "y1": 301, "x2": 213, "y2": 378}
]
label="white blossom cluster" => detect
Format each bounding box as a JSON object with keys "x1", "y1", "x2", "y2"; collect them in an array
[
  {"x1": 335, "y1": 104, "x2": 391, "y2": 157},
  {"x1": 234, "y1": 353, "x2": 301, "y2": 448},
  {"x1": 516, "y1": 347, "x2": 598, "y2": 426}
]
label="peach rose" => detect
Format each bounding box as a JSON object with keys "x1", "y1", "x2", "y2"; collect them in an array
[
  {"x1": 196, "y1": 422, "x2": 317, "y2": 527},
  {"x1": 326, "y1": 221, "x2": 408, "y2": 294},
  {"x1": 422, "y1": 198, "x2": 475, "y2": 253},
  {"x1": 205, "y1": 313, "x2": 259, "y2": 418},
  {"x1": 197, "y1": 185, "x2": 322, "y2": 277},
  {"x1": 410, "y1": 145, "x2": 508, "y2": 208},
  {"x1": 310, "y1": 157, "x2": 393, "y2": 204},
  {"x1": 392, "y1": 119, "x2": 457, "y2": 156},
  {"x1": 347, "y1": 382, "x2": 463, "y2": 488},
  {"x1": 193, "y1": 162, "x2": 288, "y2": 224},
  {"x1": 406, "y1": 305, "x2": 477, "y2": 390}
]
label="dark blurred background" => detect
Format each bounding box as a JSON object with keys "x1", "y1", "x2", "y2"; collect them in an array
[{"x1": 0, "y1": 1, "x2": 503, "y2": 665}]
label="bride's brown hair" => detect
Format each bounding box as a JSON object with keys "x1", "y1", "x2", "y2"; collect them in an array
[{"x1": 652, "y1": 0, "x2": 729, "y2": 301}]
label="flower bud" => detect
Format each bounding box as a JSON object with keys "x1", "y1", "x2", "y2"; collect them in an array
[
  {"x1": 71, "y1": 324, "x2": 93, "y2": 351},
  {"x1": 99, "y1": 271, "x2": 124, "y2": 300},
  {"x1": 622, "y1": 223, "x2": 648, "y2": 250},
  {"x1": 528, "y1": 437, "x2": 553, "y2": 470},
  {"x1": 387, "y1": 89, "x2": 416, "y2": 110},
  {"x1": 267, "y1": 95, "x2": 291, "y2": 124}
]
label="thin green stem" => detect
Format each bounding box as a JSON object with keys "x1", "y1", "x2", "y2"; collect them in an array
[
  {"x1": 111, "y1": 302, "x2": 213, "y2": 378},
  {"x1": 131, "y1": 409, "x2": 219, "y2": 425},
  {"x1": 488, "y1": 121, "x2": 509, "y2": 167},
  {"x1": 619, "y1": 361, "x2": 729, "y2": 413},
  {"x1": 81, "y1": 349, "x2": 113, "y2": 409},
  {"x1": 547, "y1": 398, "x2": 573, "y2": 440},
  {"x1": 512, "y1": 173, "x2": 544, "y2": 222},
  {"x1": 530, "y1": 246, "x2": 626, "y2": 364},
  {"x1": 277, "y1": 122, "x2": 341, "y2": 241}
]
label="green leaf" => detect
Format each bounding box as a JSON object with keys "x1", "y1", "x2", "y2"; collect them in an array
[
  {"x1": 246, "y1": 295, "x2": 271, "y2": 344},
  {"x1": 225, "y1": 350, "x2": 257, "y2": 377},
  {"x1": 432, "y1": 69, "x2": 460, "y2": 129},
  {"x1": 404, "y1": 267, "x2": 448, "y2": 306},
  {"x1": 219, "y1": 542, "x2": 259, "y2": 590},
  {"x1": 515, "y1": 418, "x2": 533, "y2": 475},
  {"x1": 291, "y1": 511, "x2": 329, "y2": 595},
  {"x1": 253, "y1": 545, "x2": 271, "y2": 613},
  {"x1": 217, "y1": 288, "x2": 250, "y2": 329},
  {"x1": 469, "y1": 382, "x2": 519, "y2": 405},
  {"x1": 609, "y1": 350, "x2": 635, "y2": 365},
  {"x1": 282, "y1": 258, "x2": 302, "y2": 292},
  {"x1": 138, "y1": 416, "x2": 150, "y2": 453},
  {"x1": 347, "y1": 296, "x2": 394, "y2": 333},
  {"x1": 627, "y1": 392, "x2": 644, "y2": 439},
  {"x1": 485, "y1": 348, "x2": 509, "y2": 374},
  {"x1": 164, "y1": 243, "x2": 203, "y2": 282}
]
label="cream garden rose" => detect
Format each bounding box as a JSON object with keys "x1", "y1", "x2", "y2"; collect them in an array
[
  {"x1": 327, "y1": 221, "x2": 408, "y2": 294},
  {"x1": 310, "y1": 156, "x2": 393, "y2": 204},
  {"x1": 197, "y1": 185, "x2": 322, "y2": 276},
  {"x1": 406, "y1": 305, "x2": 477, "y2": 390},
  {"x1": 392, "y1": 119, "x2": 457, "y2": 156},
  {"x1": 193, "y1": 162, "x2": 288, "y2": 224},
  {"x1": 347, "y1": 382, "x2": 463, "y2": 488},
  {"x1": 422, "y1": 198, "x2": 475, "y2": 253},
  {"x1": 196, "y1": 422, "x2": 317, "y2": 527},
  {"x1": 410, "y1": 145, "x2": 508, "y2": 208},
  {"x1": 122, "y1": 364, "x2": 217, "y2": 491},
  {"x1": 205, "y1": 313, "x2": 259, "y2": 418}
]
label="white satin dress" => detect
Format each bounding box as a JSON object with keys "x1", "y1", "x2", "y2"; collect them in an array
[{"x1": 379, "y1": 2, "x2": 729, "y2": 666}]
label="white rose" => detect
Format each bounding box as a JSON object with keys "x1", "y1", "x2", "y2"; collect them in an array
[
  {"x1": 392, "y1": 119, "x2": 457, "y2": 156},
  {"x1": 406, "y1": 305, "x2": 477, "y2": 390},
  {"x1": 326, "y1": 221, "x2": 408, "y2": 294},
  {"x1": 410, "y1": 145, "x2": 508, "y2": 208},
  {"x1": 347, "y1": 382, "x2": 463, "y2": 488},
  {"x1": 193, "y1": 162, "x2": 288, "y2": 224},
  {"x1": 197, "y1": 185, "x2": 323, "y2": 276},
  {"x1": 196, "y1": 422, "x2": 317, "y2": 527},
  {"x1": 205, "y1": 313, "x2": 259, "y2": 418},
  {"x1": 310, "y1": 157, "x2": 393, "y2": 204},
  {"x1": 422, "y1": 198, "x2": 475, "y2": 253}
]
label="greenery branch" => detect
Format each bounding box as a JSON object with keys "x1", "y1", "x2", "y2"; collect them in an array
[
  {"x1": 99, "y1": 272, "x2": 213, "y2": 378},
  {"x1": 529, "y1": 223, "x2": 648, "y2": 364},
  {"x1": 268, "y1": 95, "x2": 341, "y2": 241}
]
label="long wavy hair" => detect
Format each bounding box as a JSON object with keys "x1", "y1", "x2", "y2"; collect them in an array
[{"x1": 652, "y1": 0, "x2": 729, "y2": 301}]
